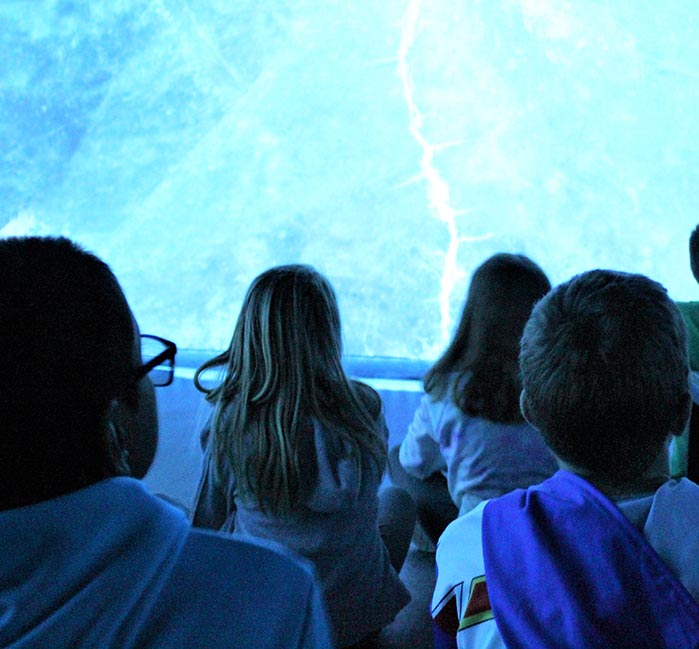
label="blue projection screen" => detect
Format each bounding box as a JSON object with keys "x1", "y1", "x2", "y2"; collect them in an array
[{"x1": 3, "y1": 1, "x2": 699, "y2": 359}]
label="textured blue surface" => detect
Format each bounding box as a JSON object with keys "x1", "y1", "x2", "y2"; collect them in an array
[{"x1": 3, "y1": 2, "x2": 699, "y2": 357}]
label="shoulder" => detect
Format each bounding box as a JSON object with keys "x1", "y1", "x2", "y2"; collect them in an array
[
  {"x1": 644, "y1": 478, "x2": 699, "y2": 526},
  {"x1": 183, "y1": 528, "x2": 315, "y2": 584},
  {"x1": 426, "y1": 370, "x2": 466, "y2": 400},
  {"x1": 657, "y1": 476, "x2": 699, "y2": 493},
  {"x1": 411, "y1": 391, "x2": 444, "y2": 426},
  {"x1": 153, "y1": 529, "x2": 327, "y2": 647},
  {"x1": 421, "y1": 375, "x2": 472, "y2": 416},
  {"x1": 436, "y1": 501, "x2": 486, "y2": 573},
  {"x1": 198, "y1": 405, "x2": 217, "y2": 449},
  {"x1": 351, "y1": 380, "x2": 383, "y2": 420},
  {"x1": 642, "y1": 479, "x2": 699, "y2": 598},
  {"x1": 422, "y1": 391, "x2": 476, "y2": 439},
  {"x1": 433, "y1": 502, "x2": 504, "y2": 647},
  {"x1": 180, "y1": 529, "x2": 321, "y2": 614},
  {"x1": 434, "y1": 502, "x2": 487, "y2": 610}
]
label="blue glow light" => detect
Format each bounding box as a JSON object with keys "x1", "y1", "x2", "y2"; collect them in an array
[{"x1": 3, "y1": 2, "x2": 699, "y2": 357}]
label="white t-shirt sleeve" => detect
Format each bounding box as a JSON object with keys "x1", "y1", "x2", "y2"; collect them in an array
[
  {"x1": 432, "y1": 502, "x2": 505, "y2": 649},
  {"x1": 399, "y1": 393, "x2": 448, "y2": 478}
]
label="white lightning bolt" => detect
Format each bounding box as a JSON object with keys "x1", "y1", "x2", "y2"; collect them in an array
[{"x1": 396, "y1": 0, "x2": 491, "y2": 353}]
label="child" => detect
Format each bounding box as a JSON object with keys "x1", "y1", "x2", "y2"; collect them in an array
[
  {"x1": 0, "y1": 237, "x2": 331, "y2": 649},
  {"x1": 666, "y1": 224, "x2": 699, "y2": 478},
  {"x1": 433, "y1": 269, "x2": 699, "y2": 648},
  {"x1": 675, "y1": 224, "x2": 699, "y2": 371},
  {"x1": 191, "y1": 264, "x2": 414, "y2": 648},
  {"x1": 392, "y1": 253, "x2": 557, "y2": 544}
]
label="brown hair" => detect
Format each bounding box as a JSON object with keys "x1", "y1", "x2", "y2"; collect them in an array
[{"x1": 425, "y1": 253, "x2": 551, "y2": 422}]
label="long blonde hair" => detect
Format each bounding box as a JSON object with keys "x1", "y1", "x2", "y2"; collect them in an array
[{"x1": 194, "y1": 264, "x2": 386, "y2": 515}]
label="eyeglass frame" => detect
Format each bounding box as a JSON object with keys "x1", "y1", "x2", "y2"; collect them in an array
[{"x1": 134, "y1": 334, "x2": 177, "y2": 387}]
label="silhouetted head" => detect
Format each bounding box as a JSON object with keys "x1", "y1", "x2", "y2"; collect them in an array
[
  {"x1": 425, "y1": 253, "x2": 551, "y2": 422},
  {"x1": 690, "y1": 224, "x2": 699, "y2": 284},
  {"x1": 0, "y1": 236, "x2": 157, "y2": 509},
  {"x1": 520, "y1": 269, "x2": 690, "y2": 483}
]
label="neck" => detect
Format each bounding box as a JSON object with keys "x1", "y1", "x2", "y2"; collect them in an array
[{"x1": 556, "y1": 439, "x2": 672, "y2": 500}]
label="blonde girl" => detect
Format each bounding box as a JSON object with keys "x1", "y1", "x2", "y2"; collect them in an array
[{"x1": 192, "y1": 264, "x2": 413, "y2": 648}]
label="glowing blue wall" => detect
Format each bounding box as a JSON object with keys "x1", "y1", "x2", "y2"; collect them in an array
[{"x1": 4, "y1": 2, "x2": 699, "y2": 358}]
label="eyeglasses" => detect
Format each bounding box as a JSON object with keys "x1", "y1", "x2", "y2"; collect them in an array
[{"x1": 135, "y1": 334, "x2": 177, "y2": 387}]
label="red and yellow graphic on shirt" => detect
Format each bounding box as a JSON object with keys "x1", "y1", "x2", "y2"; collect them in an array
[{"x1": 459, "y1": 575, "x2": 493, "y2": 630}]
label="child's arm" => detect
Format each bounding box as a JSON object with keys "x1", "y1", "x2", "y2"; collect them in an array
[
  {"x1": 399, "y1": 394, "x2": 448, "y2": 478},
  {"x1": 190, "y1": 421, "x2": 236, "y2": 531}
]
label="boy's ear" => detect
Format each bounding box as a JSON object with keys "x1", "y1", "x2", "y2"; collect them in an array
[
  {"x1": 103, "y1": 399, "x2": 132, "y2": 478},
  {"x1": 670, "y1": 391, "x2": 692, "y2": 437},
  {"x1": 520, "y1": 390, "x2": 535, "y2": 427}
]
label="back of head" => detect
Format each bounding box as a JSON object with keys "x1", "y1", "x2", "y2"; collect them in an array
[
  {"x1": 690, "y1": 224, "x2": 699, "y2": 284},
  {"x1": 232, "y1": 264, "x2": 344, "y2": 397},
  {"x1": 0, "y1": 236, "x2": 135, "y2": 508},
  {"x1": 426, "y1": 253, "x2": 551, "y2": 422},
  {"x1": 197, "y1": 264, "x2": 385, "y2": 515},
  {"x1": 520, "y1": 269, "x2": 690, "y2": 482}
]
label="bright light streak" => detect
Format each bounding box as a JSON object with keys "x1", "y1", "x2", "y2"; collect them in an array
[{"x1": 396, "y1": 0, "x2": 491, "y2": 352}]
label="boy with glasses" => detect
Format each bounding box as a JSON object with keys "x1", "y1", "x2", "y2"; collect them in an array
[{"x1": 0, "y1": 236, "x2": 330, "y2": 648}]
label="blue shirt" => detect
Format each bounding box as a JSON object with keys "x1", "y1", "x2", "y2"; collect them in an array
[{"x1": 0, "y1": 477, "x2": 331, "y2": 648}]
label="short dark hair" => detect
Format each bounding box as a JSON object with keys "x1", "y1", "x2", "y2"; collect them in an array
[
  {"x1": 425, "y1": 253, "x2": 551, "y2": 422},
  {"x1": 520, "y1": 269, "x2": 689, "y2": 480},
  {"x1": 0, "y1": 237, "x2": 135, "y2": 507},
  {"x1": 690, "y1": 224, "x2": 699, "y2": 284}
]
